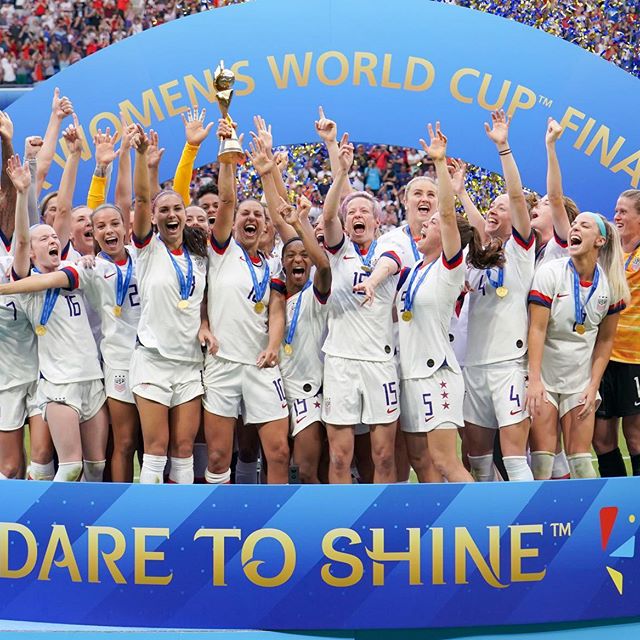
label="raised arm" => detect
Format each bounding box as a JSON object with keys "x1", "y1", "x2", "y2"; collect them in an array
[
  {"x1": 420, "y1": 122, "x2": 460, "y2": 260},
  {"x1": 36, "y1": 88, "x2": 74, "y2": 196},
  {"x1": 5, "y1": 155, "x2": 31, "y2": 278},
  {"x1": 173, "y1": 106, "x2": 213, "y2": 205},
  {"x1": 210, "y1": 119, "x2": 237, "y2": 246},
  {"x1": 146, "y1": 129, "x2": 164, "y2": 200},
  {"x1": 484, "y1": 109, "x2": 530, "y2": 240},
  {"x1": 315, "y1": 106, "x2": 351, "y2": 197},
  {"x1": 115, "y1": 118, "x2": 137, "y2": 239},
  {"x1": 279, "y1": 195, "x2": 331, "y2": 296},
  {"x1": 88, "y1": 127, "x2": 120, "y2": 209},
  {"x1": 322, "y1": 133, "x2": 353, "y2": 248},
  {"x1": 132, "y1": 125, "x2": 152, "y2": 242},
  {"x1": 252, "y1": 115, "x2": 290, "y2": 203},
  {"x1": 545, "y1": 117, "x2": 571, "y2": 241},
  {"x1": 450, "y1": 158, "x2": 488, "y2": 246},
  {"x1": 0, "y1": 110, "x2": 16, "y2": 244},
  {"x1": 24, "y1": 136, "x2": 43, "y2": 226},
  {"x1": 55, "y1": 115, "x2": 83, "y2": 250}
]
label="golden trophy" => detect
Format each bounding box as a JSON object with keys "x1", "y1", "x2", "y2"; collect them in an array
[{"x1": 214, "y1": 60, "x2": 245, "y2": 164}]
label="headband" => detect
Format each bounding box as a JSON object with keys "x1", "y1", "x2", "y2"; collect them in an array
[
  {"x1": 583, "y1": 211, "x2": 607, "y2": 237},
  {"x1": 281, "y1": 236, "x2": 302, "y2": 257}
]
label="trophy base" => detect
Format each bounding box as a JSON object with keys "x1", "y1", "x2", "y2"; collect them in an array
[{"x1": 218, "y1": 138, "x2": 245, "y2": 165}]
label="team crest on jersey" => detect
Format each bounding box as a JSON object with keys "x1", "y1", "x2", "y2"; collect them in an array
[
  {"x1": 597, "y1": 295, "x2": 608, "y2": 311},
  {"x1": 194, "y1": 257, "x2": 207, "y2": 270},
  {"x1": 114, "y1": 374, "x2": 127, "y2": 394},
  {"x1": 632, "y1": 256, "x2": 640, "y2": 272}
]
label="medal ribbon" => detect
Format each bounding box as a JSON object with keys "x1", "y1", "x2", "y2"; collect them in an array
[
  {"x1": 284, "y1": 280, "x2": 312, "y2": 348},
  {"x1": 162, "y1": 240, "x2": 193, "y2": 302},
  {"x1": 99, "y1": 251, "x2": 133, "y2": 307},
  {"x1": 240, "y1": 246, "x2": 270, "y2": 304},
  {"x1": 403, "y1": 225, "x2": 420, "y2": 262},
  {"x1": 352, "y1": 239, "x2": 377, "y2": 270},
  {"x1": 568, "y1": 259, "x2": 600, "y2": 327},
  {"x1": 624, "y1": 240, "x2": 640, "y2": 270},
  {"x1": 403, "y1": 258, "x2": 438, "y2": 314},
  {"x1": 38, "y1": 287, "x2": 60, "y2": 330},
  {"x1": 485, "y1": 266, "x2": 504, "y2": 291}
]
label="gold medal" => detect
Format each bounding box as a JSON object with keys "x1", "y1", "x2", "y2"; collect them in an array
[
  {"x1": 401, "y1": 310, "x2": 413, "y2": 322},
  {"x1": 254, "y1": 301, "x2": 265, "y2": 314},
  {"x1": 35, "y1": 325, "x2": 47, "y2": 336},
  {"x1": 284, "y1": 344, "x2": 293, "y2": 356},
  {"x1": 177, "y1": 300, "x2": 189, "y2": 310},
  {"x1": 496, "y1": 286, "x2": 508, "y2": 298},
  {"x1": 113, "y1": 305, "x2": 122, "y2": 317},
  {"x1": 361, "y1": 265, "x2": 373, "y2": 273},
  {"x1": 575, "y1": 324, "x2": 586, "y2": 335}
]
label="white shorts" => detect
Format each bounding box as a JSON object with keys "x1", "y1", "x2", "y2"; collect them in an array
[
  {"x1": 289, "y1": 391, "x2": 323, "y2": 437},
  {"x1": 400, "y1": 367, "x2": 464, "y2": 433},
  {"x1": 0, "y1": 381, "x2": 40, "y2": 431},
  {"x1": 203, "y1": 356, "x2": 289, "y2": 425},
  {"x1": 546, "y1": 389, "x2": 602, "y2": 418},
  {"x1": 39, "y1": 378, "x2": 105, "y2": 423},
  {"x1": 103, "y1": 363, "x2": 134, "y2": 404},
  {"x1": 322, "y1": 355, "x2": 400, "y2": 426},
  {"x1": 130, "y1": 347, "x2": 203, "y2": 409},
  {"x1": 463, "y1": 359, "x2": 529, "y2": 429}
]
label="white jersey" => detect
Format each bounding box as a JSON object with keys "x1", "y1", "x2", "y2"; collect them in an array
[
  {"x1": 323, "y1": 234, "x2": 400, "y2": 362},
  {"x1": 380, "y1": 224, "x2": 421, "y2": 268},
  {"x1": 536, "y1": 230, "x2": 569, "y2": 269},
  {"x1": 0, "y1": 230, "x2": 11, "y2": 258},
  {"x1": 17, "y1": 262, "x2": 102, "y2": 384},
  {"x1": 0, "y1": 257, "x2": 38, "y2": 389},
  {"x1": 465, "y1": 228, "x2": 535, "y2": 366},
  {"x1": 133, "y1": 232, "x2": 207, "y2": 363},
  {"x1": 279, "y1": 283, "x2": 330, "y2": 399},
  {"x1": 81, "y1": 249, "x2": 141, "y2": 370},
  {"x1": 207, "y1": 235, "x2": 283, "y2": 366},
  {"x1": 396, "y1": 251, "x2": 465, "y2": 379},
  {"x1": 529, "y1": 258, "x2": 625, "y2": 394}
]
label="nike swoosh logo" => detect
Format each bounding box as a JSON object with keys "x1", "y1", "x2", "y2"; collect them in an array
[
  {"x1": 296, "y1": 416, "x2": 305, "y2": 423},
  {"x1": 510, "y1": 409, "x2": 523, "y2": 415},
  {"x1": 386, "y1": 407, "x2": 397, "y2": 414},
  {"x1": 556, "y1": 293, "x2": 569, "y2": 298},
  {"x1": 104, "y1": 273, "x2": 116, "y2": 279},
  {"x1": 425, "y1": 416, "x2": 435, "y2": 423},
  {"x1": 343, "y1": 256, "x2": 356, "y2": 260},
  {"x1": 281, "y1": 402, "x2": 287, "y2": 409}
]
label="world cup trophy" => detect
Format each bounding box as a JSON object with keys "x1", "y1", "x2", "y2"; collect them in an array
[{"x1": 214, "y1": 60, "x2": 245, "y2": 164}]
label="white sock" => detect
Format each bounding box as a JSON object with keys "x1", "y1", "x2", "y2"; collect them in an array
[
  {"x1": 552, "y1": 450, "x2": 570, "y2": 479},
  {"x1": 568, "y1": 453, "x2": 597, "y2": 479},
  {"x1": 140, "y1": 454, "x2": 167, "y2": 484},
  {"x1": 29, "y1": 460, "x2": 55, "y2": 481},
  {"x1": 468, "y1": 454, "x2": 494, "y2": 482},
  {"x1": 235, "y1": 459, "x2": 258, "y2": 484},
  {"x1": 530, "y1": 451, "x2": 555, "y2": 480},
  {"x1": 82, "y1": 459, "x2": 106, "y2": 483},
  {"x1": 168, "y1": 456, "x2": 194, "y2": 484},
  {"x1": 193, "y1": 443, "x2": 208, "y2": 483},
  {"x1": 503, "y1": 456, "x2": 533, "y2": 481},
  {"x1": 205, "y1": 468, "x2": 231, "y2": 484},
  {"x1": 54, "y1": 461, "x2": 83, "y2": 482},
  {"x1": 0, "y1": 471, "x2": 8, "y2": 480}
]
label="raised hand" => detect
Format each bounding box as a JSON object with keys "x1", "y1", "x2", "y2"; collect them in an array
[
  {"x1": 0, "y1": 110, "x2": 13, "y2": 142},
  {"x1": 131, "y1": 124, "x2": 150, "y2": 155},
  {"x1": 94, "y1": 127, "x2": 120, "y2": 166},
  {"x1": 484, "y1": 109, "x2": 510, "y2": 146},
  {"x1": 246, "y1": 133, "x2": 275, "y2": 176},
  {"x1": 24, "y1": 135, "x2": 44, "y2": 160},
  {"x1": 51, "y1": 87, "x2": 74, "y2": 121},
  {"x1": 216, "y1": 118, "x2": 234, "y2": 140},
  {"x1": 545, "y1": 117, "x2": 563, "y2": 145},
  {"x1": 146, "y1": 129, "x2": 165, "y2": 169},
  {"x1": 419, "y1": 121, "x2": 447, "y2": 161},
  {"x1": 6, "y1": 154, "x2": 31, "y2": 193},
  {"x1": 119, "y1": 113, "x2": 138, "y2": 153},
  {"x1": 274, "y1": 150, "x2": 288, "y2": 173},
  {"x1": 297, "y1": 194, "x2": 312, "y2": 221},
  {"x1": 337, "y1": 132, "x2": 354, "y2": 173},
  {"x1": 449, "y1": 158, "x2": 467, "y2": 195},
  {"x1": 62, "y1": 114, "x2": 83, "y2": 156},
  {"x1": 182, "y1": 105, "x2": 214, "y2": 146},
  {"x1": 277, "y1": 196, "x2": 297, "y2": 227},
  {"x1": 314, "y1": 106, "x2": 337, "y2": 143},
  {"x1": 253, "y1": 115, "x2": 273, "y2": 154}
]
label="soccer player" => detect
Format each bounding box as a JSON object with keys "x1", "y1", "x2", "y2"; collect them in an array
[
  {"x1": 594, "y1": 190, "x2": 640, "y2": 476},
  {"x1": 527, "y1": 213, "x2": 629, "y2": 478},
  {"x1": 129, "y1": 125, "x2": 209, "y2": 484}
]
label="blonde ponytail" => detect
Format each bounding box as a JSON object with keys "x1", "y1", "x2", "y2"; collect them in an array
[{"x1": 597, "y1": 216, "x2": 630, "y2": 305}]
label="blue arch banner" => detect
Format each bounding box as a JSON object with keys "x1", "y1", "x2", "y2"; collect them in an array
[
  {"x1": 0, "y1": 479, "x2": 638, "y2": 629},
  {"x1": 5, "y1": 0, "x2": 639, "y2": 216}
]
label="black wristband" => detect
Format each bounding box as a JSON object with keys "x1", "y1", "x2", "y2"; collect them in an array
[{"x1": 498, "y1": 148, "x2": 512, "y2": 156}]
